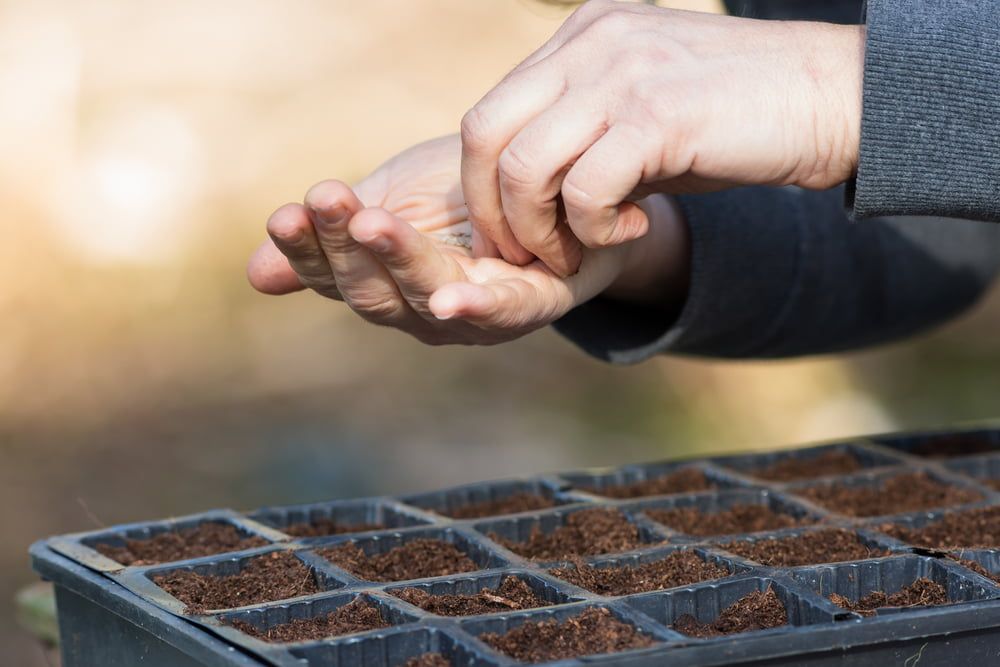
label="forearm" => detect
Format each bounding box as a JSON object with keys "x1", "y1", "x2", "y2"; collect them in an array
[{"x1": 554, "y1": 186, "x2": 1000, "y2": 363}]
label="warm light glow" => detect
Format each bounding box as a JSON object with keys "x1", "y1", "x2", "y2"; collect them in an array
[{"x1": 50, "y1": 107, "x2": 203, "y2": 264}]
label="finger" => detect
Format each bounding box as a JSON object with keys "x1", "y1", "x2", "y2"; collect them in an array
[
  {"x1": 265, "y1": 203, "x2": 342, "y2": 299},
  {"x1": 349, "y1": 207, "x2": 466, "y2": 314},
  {"x1": 471, "y1": 225, "x2": 500, "y2": 259},
  {"x1": 247, "y1": 239, "x2": 305, "y2": 295},
  {"x1": 461, "y1": 64, "x2": 564, "y2": 266},
  {"x1": 304, "y1": 180, "x2": 422, "y2": 328},
  {"x1": 561, "y1": 124, "x2": 654, "y2": 248},
  {"x1": 429, "y1": 277, "x2": 572, "y2": 330},
  {"x1": 499, "y1": 97, "x2": 607, "y2": 277}
]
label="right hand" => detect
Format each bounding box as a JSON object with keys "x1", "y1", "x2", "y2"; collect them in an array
[{"x1": 460, "y1": 0, "x2": 863, "y2": 276}]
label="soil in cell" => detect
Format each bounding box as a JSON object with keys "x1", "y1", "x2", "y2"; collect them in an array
[
  {"x1": 718, "y1": 529, "x2": 889, "y2": 567},
  {"x1": 795, "y1": 472, "x2": 981, "y2": 518},
  {"x1": 282, "y1": 519, "x2": 384, "y2": 538},
  {"x1": 644, "y1": 504, "x2": 802, "y2": 537},
  {"x1": 393, "y1": 576, "x2": 548, "y2": 616},
  {"x1": 829, "y1": 578, "x2": 948, "y2": 617},
  {"x1": 551, "y1": 552, "x2": 729, "y2": 596},
  {"x1": 444, "y1": 492, "x2": 556, "y2": 519},
  {"x1": 479, "y1": 607, "x2": 654, "y2": 663},
  {"x1": 748, "y1": 450, "x2": 864, "y2": 482},
  {"x1": 583, "y1": 468, "x2": 714, "y2": 499},
  {"x1": 672, "y1": 588, "x2": 788, "y2": 638},
  {"x1": 877, "y1": 506, "x2": 1000, "y2": 549},
  {"x1": 96, "y1": 522, "x2": 267, "y2": 566},
  {"x1": 489, "y1": 509, "x2": 646, "y2": 561},
  {"x1": 229, "y1": 596, "x2": 388, "y2": 642},
  {"x1": 319, "y1": 539, "x2": 478, "y2": 582},
  {"x1": 153, "y1": 551, "x2": 318, "y2": 614}
]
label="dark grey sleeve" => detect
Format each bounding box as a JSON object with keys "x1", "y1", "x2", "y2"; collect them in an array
[
  {"x1": 853, "y1": 0, "x2": 1000, "y2": 221},
  {"x1": 553, "y1": 186, "x2": 1000, "y2": 363}
]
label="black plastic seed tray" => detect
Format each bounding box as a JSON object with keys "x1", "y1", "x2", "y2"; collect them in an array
[{"x1": 30, "y1": 426, "x2": 1000, "y2": 666}]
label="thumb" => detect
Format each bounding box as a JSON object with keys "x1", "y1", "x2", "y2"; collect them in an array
[{"x1": 247, "y1": 239, "x2": 305, "y2": 295}]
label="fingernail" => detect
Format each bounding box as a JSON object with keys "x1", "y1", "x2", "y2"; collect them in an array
[
  {"x1": 435, "y1": 311, "x2": 453, "y2": 321},
  {"x1": 274, "y1": 227, "x2": 304, "y2": 245},
  {"x1": 359, "y1": 233, "x2": 391, "y2": 253},
  {"x1": 308, "y1": 203, "x2": 347, "y2": 226}
]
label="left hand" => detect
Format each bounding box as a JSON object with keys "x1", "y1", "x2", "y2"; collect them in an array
[
  {"x1": 246, "y1": 135, "x2": 685, "y2": 346},
  {"x1": 460, "y1": 0, "x2": 863, "y2": 276}
]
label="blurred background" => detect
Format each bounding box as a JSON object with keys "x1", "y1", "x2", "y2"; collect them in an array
[{"x1": 4, "y1": 0, "x2": 1000, "y2": 663}]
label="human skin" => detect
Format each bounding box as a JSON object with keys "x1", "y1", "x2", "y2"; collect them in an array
[
  {"x1": 460, "y1": 0, "x2": 865, "y2": 276},
  {"x1": 247, "y1": 134, "x2": 689, "y2": 345}
]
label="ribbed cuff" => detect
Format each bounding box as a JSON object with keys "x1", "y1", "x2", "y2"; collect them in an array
[{"x1": 854, "y1": 0, "x2": 1000, "y2": 221}]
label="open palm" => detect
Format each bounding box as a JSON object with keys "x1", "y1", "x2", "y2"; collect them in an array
[{"x1": 247, "y1": 135, "x2": 632, "y2": 345}]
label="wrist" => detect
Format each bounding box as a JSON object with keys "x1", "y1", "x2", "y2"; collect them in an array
[
  {"x1": 602, "y1": 195, "x2": 690, "y2": 309},
  {"x1": 793, "y1": 22, "x2": 865, "y2": 188}
]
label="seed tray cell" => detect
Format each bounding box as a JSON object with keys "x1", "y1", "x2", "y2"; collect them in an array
[
  {"x1": 248, "y1": 498, "x2": 436, "y2": 541},
  {"x1": 457, "y1": 601, "x2": 678, "y2": 662},
  {"x1": 32, "y1": 425, "x2": 1000, "y2": 666},
  {"x1": 945, "y1": 455, "x2": 1000, "y2": 492},
  {"x1": 384, "y1": 570, "x2": 582, "y2": 613},
  {"x1": 871, "y1": 427, "x2": 1000, "y2": 460},
  {"x1": 863, "y1": 504, "x2": 1000, "y2": 554},
  {"x1": 473, "y1": 505, "x2": 666, "y2": 563},
  {"x1": 623, "y1": 489, "x2": 823, "y2": 542},
  {"x1": 623, "y1": 575, "x2": 841, "y2": 638},
  {"x1": 399, "y1": 478, "x2": 578, "y2": 519},
  {"x1": 212, "y1": 591, "x2": 421, "y2": 651},
  {"x1": 127, "y1": 546, "x2": 348, "y2": 616},
  {"x1": 557, "y1": 461, "x2": 750, "y2": 500},
  {"x1": 313, "y1": 526, "x2": 510, "y2": 583},
  {"x1": 788, "y1": 554, "x2": 1000, "y2": 618},
  {"x1": 710, "y1": 442, "x2": 905, "y2": 484},
  {"x1": 711, "y1": 526, "x2": 903, "y2": 569},
  {"x1": 47, "y1": 509, "x2": 287, "y2": 573},
  {"x1": 545, "y1": 544, "x2": 750, "y2": 596},
  {"x1": 784, "y1": 467, "x2": 989, "y2": 519},
  {"x1": 946, "y1": 550, "x2": 1000, "y2": 586}
]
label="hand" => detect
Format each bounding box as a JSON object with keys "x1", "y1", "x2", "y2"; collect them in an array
[
  {"x1": 460, "y1": 0, "x2": 864, "y2": 276},
  {"x1": 247, "y1": 135, "x2": 689, "y2": 345}
]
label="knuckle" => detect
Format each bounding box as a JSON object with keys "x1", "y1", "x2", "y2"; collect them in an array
[
  {"x1": 287, "y1": 242, "x2": 326, "y2": 263},
  {"x1": 297, "y1": 273, "x2": 334, "y2": 292},
  {"x1": 344, "y1": 291, "x2": 404, "y2": 324},
  {"x1": 580, "y1": 224, "x2": 617, "y2": 249},
  {"x1": 517, "y1": 219, "x2": 561, "y2": 255},
  {"x1": 497, "y1": 146, "x2": 539, "y2": 192},
  {"x1": 591, "y1": 7, "x2": 631, "y2": 35},
  {"x1": 560, "y1": 174, "x2": 600, "y2": 214},
  {"x1": 317, "y1": 234, "x2": 358, "y2": 256},
  {"x1": 563, "y1": 185, "x2": 614, "y2": 249},
  {"x1": 460, "y1": 107, "x2": 492, "y2": 155},
  {"x1": 618, "y1": 49, "x2": 658, "y2": 81}
]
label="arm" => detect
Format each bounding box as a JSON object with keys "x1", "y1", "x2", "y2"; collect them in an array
[
  {"x1": 554, "y1": 185, "x2": 1000, "y2": 363},
  {"x1": 852, "y1": 0, "x2": 1000, "y2": 221}
]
